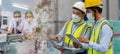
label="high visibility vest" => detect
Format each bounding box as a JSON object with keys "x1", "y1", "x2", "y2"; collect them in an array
[
  {"x1": 88, "y1": 19, "x2": 113, "y2": 54},
  {"x1": 63, "y1": 20, "x2": 91, "y2": 47}
]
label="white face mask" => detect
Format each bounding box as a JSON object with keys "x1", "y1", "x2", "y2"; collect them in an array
[
  {"x1": 15, "y1": 18, "x2": 21, "y2": 22},
  {"x1": 26, "y1": 18, "x2": 33, "y2": 22},
  {"x1": 87, "y1": 13, "x2": 94, "y2": 20},
  {"x1": 72, "y1": 14, "x2": 81, "y2": 23}
]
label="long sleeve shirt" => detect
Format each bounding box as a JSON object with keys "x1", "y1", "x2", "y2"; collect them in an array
[
  {"x1": 8, "y1": 18, "x2": 21, "y2": 34},
  {"x1": 89, "y1": 18, "x2": 113, "y2": 52}
]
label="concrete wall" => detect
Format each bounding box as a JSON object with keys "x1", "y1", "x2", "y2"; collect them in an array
[
  {"x1": 57, "y1": 0, "x2": 120, "y2": 21},
  {"x1": 98, "y1": 0, "x2": 119, "y2": 20},
  {"x1": 57, "y1": 0, "x2": 80, "y2": 21},
  {"x1": 56, "y1": 0, "x2": 82, "y2": 32},
  {"x1": 109, "y1": 0, "x2": 119, "y2": 20}
]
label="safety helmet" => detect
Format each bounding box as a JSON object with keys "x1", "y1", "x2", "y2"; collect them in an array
[
  {"x1": 14, "y1": 10, "x2": 21, "y2": 16},
  {"x1": 25, "y1": 10, "x2": 33, "y2": 15},
  {"x1": 84, "y1": 0, "x2": 103, "y2": 8},
  {"x1": 73, "y1": 1, "x2": 86, "y2": 13}
]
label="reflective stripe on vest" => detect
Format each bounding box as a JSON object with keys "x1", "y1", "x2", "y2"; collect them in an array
[
  {"x1": 63, "y1": 20, "x2": 87, "y2": 47},
  {"x1": 88, "y1": 19, "x2": 113, "y2": 54}
]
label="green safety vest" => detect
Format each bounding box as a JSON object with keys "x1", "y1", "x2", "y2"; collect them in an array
[
  {"x1": 88, "y1": 19, "x2": 113, "y2": 54},
  {"x1": 63, "y1": 20, "x2": 91, "y2": 47}
]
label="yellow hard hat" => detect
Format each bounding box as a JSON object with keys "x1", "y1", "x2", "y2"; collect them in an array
[{"x1": 85, "y1": 0, "x2": 103, "y2": 8}]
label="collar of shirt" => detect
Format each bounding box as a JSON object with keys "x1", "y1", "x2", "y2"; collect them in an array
[
  {"x1": 73, "y1": 20, "x2": 85, "y2": 27},
  {"x1": 95, "y1": 17, "x2": 105, "y2": 25},
  {"x1": 72, "y1": 20, "x2": 85, "y2": 34},
  {"x1": 94, "y1": 17, "x2": 105, "y2": 31}
]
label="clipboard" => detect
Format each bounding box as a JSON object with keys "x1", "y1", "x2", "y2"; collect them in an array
[{"x1": 66, "y1": 34, "x2": 82, "y2": 46}]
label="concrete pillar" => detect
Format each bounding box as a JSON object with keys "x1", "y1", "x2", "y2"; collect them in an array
[{"x1": 109, "y1": 0, "x2": 119, "y2": 20}]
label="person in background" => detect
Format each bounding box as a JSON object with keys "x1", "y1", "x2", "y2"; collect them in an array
[
  {"x1": 18, "y1": 10, "x2": 37, "y2": 37},
  {"x1": 6, "y1": 10, "x2": 22, "y2": 34},
  {"x1": 16, "y1": 10, "x2": 38, "y2": 54}
]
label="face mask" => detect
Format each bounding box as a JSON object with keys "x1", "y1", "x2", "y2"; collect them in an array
[
  {"x1": 26, "y1": 18, "x2": 33, "y2": 22},
  {"x1": 72, "y1": 14, "x2": 81, "y2": 23},
  {"x1": 15, "y1": 18, "x2": 20, "y2": 22},
  {"x1": 87, "y1": 13, "x2": 95, "y2": 20}
]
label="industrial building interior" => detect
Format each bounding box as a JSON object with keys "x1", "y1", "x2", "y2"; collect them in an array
[{"x1": 0, "y1": 0, "x2": 120, "y2": 54}]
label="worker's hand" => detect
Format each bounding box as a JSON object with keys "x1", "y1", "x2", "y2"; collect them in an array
[
  {"x1": 73, "y1": 41, "x2": 82, "y2": 48},
  {"x1": 51, "y1": 35, "x2": 60, "y2": 41},
  {"x1": 79, "y1": 37, "x2": 90, "y2": 44},
  {"x1": 5, "y1": 30, "x2": 12, "y2": 34}
]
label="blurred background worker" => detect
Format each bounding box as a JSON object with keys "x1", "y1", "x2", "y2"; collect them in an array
[
  {"x1": 80, "y1": 0, "x2": 113, "y2": 54},
  {"x1": 51, "y1": 1, "x2": 91, "y2": 54},
  {"x1": 16, "y1": 10, "x2": 38, "y2": 54},
  {"x1": 6, "y1": 10, "x2": 22, "y2": 34},
  {"x1": 18, "y1": 10, "x2": 37, "y2": 36}
]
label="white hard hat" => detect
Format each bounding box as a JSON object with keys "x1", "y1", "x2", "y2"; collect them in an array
[{"x1": 73, "y1": 1, "x2": 86, "y2": 13}]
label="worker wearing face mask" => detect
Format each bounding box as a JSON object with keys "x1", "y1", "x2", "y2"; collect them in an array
[
  {"x1": 51, "y1": 1, "x2": 91, "y2": 54},
  {"x1": 7, "y1": 10, "x2": 22, "y2": 34},
  {"x1": 86, "y1": 12, "x2": 95, "y2": 26},
  {"x1": 79, "y1": 0, "x2": 113, "y2": 54},
  {"x1": 18, "y1": 10, "x2": 38, "y2": 39},
  {"x1": 16, "y1": 10, "x2": 38, "y2": 54}
]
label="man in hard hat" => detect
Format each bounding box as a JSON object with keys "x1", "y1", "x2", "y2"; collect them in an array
[
  {"x1": 51, "y1": 1, "x2": 91, "y2": 54},
  {"x1": 79, "y1": 0, "x2": 113, "y2": 54}
]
